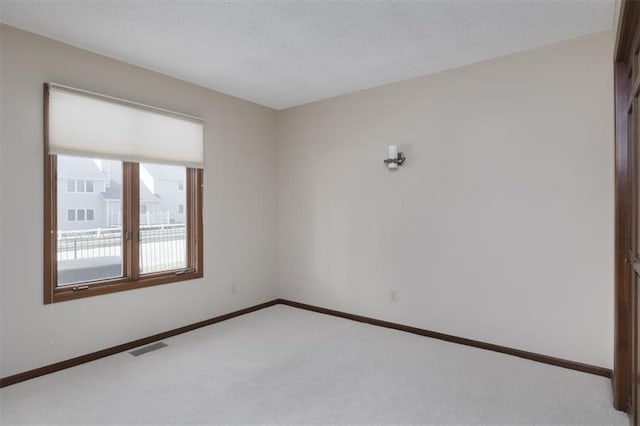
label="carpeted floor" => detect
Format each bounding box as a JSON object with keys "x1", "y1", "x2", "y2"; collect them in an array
[{"x1": 0, "y1": 305, "x2": 628, "y2": 424}]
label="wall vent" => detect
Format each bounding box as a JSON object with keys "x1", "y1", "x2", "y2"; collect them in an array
[{"x1": 129, "y1": 342, "x2": 167, "y2": 357}]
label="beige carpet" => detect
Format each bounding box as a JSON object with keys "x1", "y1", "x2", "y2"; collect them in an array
[{"x1": 0, "y1": 305, "x2": 628, "y2": 424}]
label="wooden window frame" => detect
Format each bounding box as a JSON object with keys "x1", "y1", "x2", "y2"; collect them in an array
[{"x1": 43, "y1": 86, "x2": 204, "y2": 304}]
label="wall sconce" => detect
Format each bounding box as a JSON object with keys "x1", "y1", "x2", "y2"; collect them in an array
[{"x1": 384, "y1": 145, "x2": 406, "y2": 169}]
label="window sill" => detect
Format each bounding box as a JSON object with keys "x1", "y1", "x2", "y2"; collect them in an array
[{"x1": 47, "y1": 271, "x2": 203, "y2": 304}]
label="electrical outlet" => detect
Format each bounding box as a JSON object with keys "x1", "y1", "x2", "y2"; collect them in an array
[
  {"x1": 231, "y1": 282, "x2": 237, "y2": 294},
  {"x1": 390, "y1": 290, "x2": 398, "y2": 303}
]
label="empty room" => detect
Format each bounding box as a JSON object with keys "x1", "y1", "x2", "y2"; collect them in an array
[{"x1": 0, "y1": 0, "x2": 637, "y2": 424}]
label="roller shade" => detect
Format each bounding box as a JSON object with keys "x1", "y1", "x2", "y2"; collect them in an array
[{"x1": 46, "y1": 83, "x2": 204, "y2": 168}]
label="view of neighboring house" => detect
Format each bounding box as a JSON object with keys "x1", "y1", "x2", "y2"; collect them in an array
[
  {"x1": 56, "y1": 156, "x2": 111, "y2": 232},
  {"x1": 139, "y1": 163, "x2": 187, "y2": 226},
  {"x1": 57, "y1": 156, "x2": 186, "y2": 231}
]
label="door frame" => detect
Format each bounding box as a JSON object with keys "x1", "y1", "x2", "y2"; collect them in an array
[{"x1": 614, "y1": 0, "x2": 640, "y2": 413}]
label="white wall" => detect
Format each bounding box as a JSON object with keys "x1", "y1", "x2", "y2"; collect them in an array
[
  {"x1": 0, "y1": 25, "x2": 278, "y2": 377},
  {"x1": 0, "y1": 25, "x2": 616, "y2": 377},
  {"x1": 277, "y1": 32, "x2": 615, "y2": 368}
]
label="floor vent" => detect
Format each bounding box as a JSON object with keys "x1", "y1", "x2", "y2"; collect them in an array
[{"x1": 129, "y1": 342, "x2": 168, "y2": 357}]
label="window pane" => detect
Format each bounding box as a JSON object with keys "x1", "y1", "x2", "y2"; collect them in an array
[
  {"x1": 86, "y1": 181, "x2": 94, "y2": 192},
  {"x1": 56, "y1": 155, "x2": 123, "y2": 286},
  {"x1": 139, "y1": 163, "x2": 187, "y2": 274},
  {"x1": 67, "y1": 180, "x2": 75, "y2": 192}
]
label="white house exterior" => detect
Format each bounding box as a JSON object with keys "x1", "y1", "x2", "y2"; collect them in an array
[{"x1": 57, "y1": 156, "x2": 186, "y2": 232}]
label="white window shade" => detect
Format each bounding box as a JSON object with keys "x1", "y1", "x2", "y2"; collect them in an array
[{"x1": 47, "y1": 84, "x2": 204, "y2": 168}]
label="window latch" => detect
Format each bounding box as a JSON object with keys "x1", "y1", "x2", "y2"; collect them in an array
[
  {"x1": 175, "y1": 268, "x2": 196, "y2": 275},
  {"x1": 72, "y1": 285, "x2": 89, "y2": 291}
]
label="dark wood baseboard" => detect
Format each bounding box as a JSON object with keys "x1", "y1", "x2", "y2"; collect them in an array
[
  {"x1": 278, "y1": 299, "x2": 613, "y2": 379},
  {"x1": 1, "y1": 297, "x2": 611, "y2": 388},
  {"x1": 0, "y1": 299, "x2": 279, "y2": 388}
]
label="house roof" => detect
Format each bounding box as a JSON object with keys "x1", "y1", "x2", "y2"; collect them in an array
[{"x1": 57, "y1": 156, "x2": 109, "y2": 181}]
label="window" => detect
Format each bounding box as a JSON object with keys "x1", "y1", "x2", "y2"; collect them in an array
[
  {"x1": 64, "y1": 207, "x2": 97, "y2": 224},
  {"x1": 140, "y1": 164, "x2": 187, "y2": 274},
  {"x1": 178, "y1": 180, "x2": 184, "y2": 191},
  {"x1": 57, "y1": 158, "x2": 122, "y2": 285},
  {"x1": 66, "y1": 179, "x2": 94, "y2": 193},
  {"x1": 44, "y1": 83, "x2": 204, "y2": 304}
]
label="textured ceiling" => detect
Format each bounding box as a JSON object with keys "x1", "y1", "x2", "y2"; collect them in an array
[{"x1": 0, "y1": 0, "x2": 615, "y2": 109}]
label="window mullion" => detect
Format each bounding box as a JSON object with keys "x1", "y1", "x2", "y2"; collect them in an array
[
  {"x1": 123, "y1": 162, "x2": 140, "y2": 281},
  {"x1": 186, "y1": 168, "x2": 194, "y2": 270}
]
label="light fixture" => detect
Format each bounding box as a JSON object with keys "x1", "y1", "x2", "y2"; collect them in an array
[{"x1": 384, "y1": 145, "x2": 405, "y2": 169}]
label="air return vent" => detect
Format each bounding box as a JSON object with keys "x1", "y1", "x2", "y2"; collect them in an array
[{"x1": 129, "y1": 342, "x2": 167, "y2": 356}]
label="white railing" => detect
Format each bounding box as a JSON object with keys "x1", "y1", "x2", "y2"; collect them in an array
[{"x1": 57, "y1": 224, "x2": 186, "y2": 274}]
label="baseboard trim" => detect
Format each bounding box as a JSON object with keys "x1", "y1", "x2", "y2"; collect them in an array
[
  {"x1": 1, "y1": 297, "x2": 612, "y2": 388},
  {"x1": 0, "y1": 299, "x2": 280, "y2": 388},
  {"x1": 278, "y1": 299, "x2": 612, "y2": 379}
]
